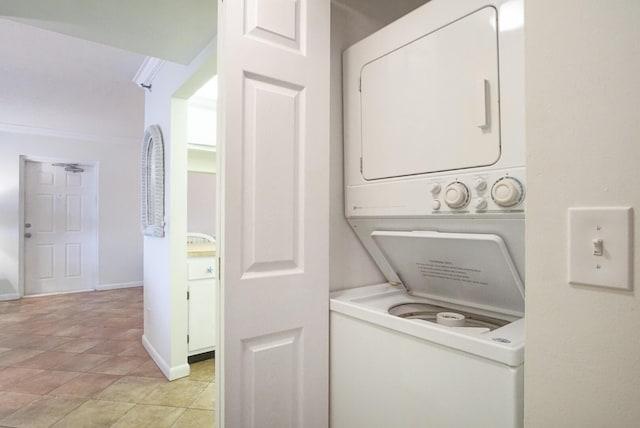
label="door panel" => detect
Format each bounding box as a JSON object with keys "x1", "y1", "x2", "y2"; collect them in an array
[
  {"x1": 241, "y1": 328, "x2": 303, "y2": 428},
  {"x1": 65, "y1": 243, "x2": 82, "y2": 277},
  {"x1": 37, "y1": 245, "x2": 54, "y2": 279},
  {"x1": 66, "y1": 194, "x2": 83, "y2": 231},
  {"x1": 217, "y1": 0, "x2": 330, "y2": 426},
  {"x1": 242, "y1": 74, "x2": 302, "y2": 275},
  {"x1": 24, "y1": 160, "x2": 97, "y2": 295},
  {"x1": 36, "y1": 194, "x2": 55, "y2": 232}
]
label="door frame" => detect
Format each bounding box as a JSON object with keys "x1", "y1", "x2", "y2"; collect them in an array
[
  {"x1": 166, "y1": 54, "x2": 217, "y2": 374},
  {"x1": 19, "y1": 155, "x2": 99, "y2": 297}
]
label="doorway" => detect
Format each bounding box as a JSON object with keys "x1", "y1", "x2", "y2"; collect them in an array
[
  {"x1": 22, "y1": 158, "x2": 97, "y2": 296},
  {"x1": 186, "y1": 74, "x2": 218, "y2": 360}
]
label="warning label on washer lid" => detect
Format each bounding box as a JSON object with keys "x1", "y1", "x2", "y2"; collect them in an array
[{"x1": 416, "y1": 260, "x2": 488, "y2": 286}]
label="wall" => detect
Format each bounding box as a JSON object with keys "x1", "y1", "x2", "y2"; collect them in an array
[
  {"x1": 329, "y1": 0, "x2": 429, "y2": 291},
  {"x1": 141, "y1": 41, "x2": 217, "y2": 380},
  {"x1": 0, "y1": 18, "x2": 146, "y2": 299},
  {"x1": 188, "y1": 149, "x2": 217, "y2": 173},
  {"x1": 0, "y1": 131, "x2": 143, "y2": 298},
  {"x1": 0, "y1": 18, "x2": 144, "y2": 143},
  {"x1": 0, "y1": 78, "x2": 142, "y2": 143},
  {"x1": 188, "y1": 172, "x2": 216, "y2": 238},
  {"x1": 524, "y1": 1, "x2": 640, "y2": 426}
]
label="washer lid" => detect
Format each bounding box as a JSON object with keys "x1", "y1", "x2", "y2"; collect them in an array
[{"x1": 371, "y1": 230, "x2": 525, "y2": 317}]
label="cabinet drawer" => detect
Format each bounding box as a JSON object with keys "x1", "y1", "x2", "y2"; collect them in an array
[{"x1": 188, "y1": 259, "x2": 216, "y2": 280}]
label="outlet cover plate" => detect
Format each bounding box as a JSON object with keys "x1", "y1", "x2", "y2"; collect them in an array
[{"x1": 568, "y1": 207, "x2": 633, "y2": 290}]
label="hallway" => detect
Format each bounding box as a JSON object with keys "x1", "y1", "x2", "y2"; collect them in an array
[{"x1": 0, "y1": 288, "x2": 214, "y2": 427}]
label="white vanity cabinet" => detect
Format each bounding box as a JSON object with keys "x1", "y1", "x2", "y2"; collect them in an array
[{"x1": 187, "y1": 253, "x2": 216, "y2": 356}]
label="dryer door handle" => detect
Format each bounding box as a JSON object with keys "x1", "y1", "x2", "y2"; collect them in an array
[{"x1": 476, "y1": 78, "x2": 489, "y2": 129}]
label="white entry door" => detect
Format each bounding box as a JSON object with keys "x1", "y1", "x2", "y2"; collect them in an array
[
  {"x1": 217, "y1": 0, "x2": 330, "y2": 426},
  {"x1": 24, "y1": 160, "x2": 97, "y2": 295}
]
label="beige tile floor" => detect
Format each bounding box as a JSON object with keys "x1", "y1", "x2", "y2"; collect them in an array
[{"x1": 0, "y1": 287, "x2": 215, "y2": 427}]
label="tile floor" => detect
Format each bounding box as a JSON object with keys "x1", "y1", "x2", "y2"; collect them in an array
[{"x1": 0, "y1": 287, "x2": 215, "y2": 427}]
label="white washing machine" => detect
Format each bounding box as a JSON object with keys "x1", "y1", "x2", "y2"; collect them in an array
[
  {"x1": 332, "y1": 0, "x2": 526, "y2": 426},
  {"x1": 330, "y1": 231, "x2": 524, "y2": 427}
]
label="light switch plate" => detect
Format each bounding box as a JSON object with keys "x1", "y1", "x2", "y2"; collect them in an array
[{"x1": 568, "y1": 207, "x2": 633, "y2": 290}]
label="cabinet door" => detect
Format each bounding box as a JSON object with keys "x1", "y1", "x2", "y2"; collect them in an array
[{"x1": 188, "y1": 280, "x2": 216, "y2": 354}]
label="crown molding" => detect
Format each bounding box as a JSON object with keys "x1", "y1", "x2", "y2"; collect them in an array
[{"x1": 0, "y1": 122, "x2": 139, "y2": 145}]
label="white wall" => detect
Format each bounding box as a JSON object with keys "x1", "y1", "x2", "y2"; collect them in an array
[
  {"x1": 142, "y1": 41, "x2": 217, "y2": 380},
  {"x1": 1, "y1": 78, "x2": 142, "y2": 142},
  {"x1": 0, "y1": 19, "x2": 144, "y2": 142},
  {"x1": 0, "y1": 131, "x2": 143, "y2": 298},
  {"x1": 525, "y1": 1, "x2": 640, "y2": 425},
  {"x1": 188, "y1": 172, "x2": 216, "y2": 238},
  {"x1": 0, "y1": 22, "x2": 145, "y2": 299},
  {"x1": 329, "y1": 0, "x2": 429, "y2": 291},
  {"x1": 188, "y1": 149, "x2": 217, "y2": 173}
]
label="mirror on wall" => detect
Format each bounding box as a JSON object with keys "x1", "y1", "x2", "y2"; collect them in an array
[{"x1": 141, "y1": 124, "x2": 165, "y2": 237}]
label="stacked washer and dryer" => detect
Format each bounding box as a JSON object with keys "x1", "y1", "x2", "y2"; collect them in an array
[{"x1": 331, "y1": 0, "x2": 525, "y2": 427}]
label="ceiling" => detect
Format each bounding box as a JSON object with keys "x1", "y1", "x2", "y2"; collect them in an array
[
  {"x1": 0, "y1": 0, "x2": 217, "y2": 65},
  {"x1": 0, "y1": 0, "x2": 213, "y2": 140},
  {"x1": 333, "y1": 0, "x2": 429, "y2": 25}
]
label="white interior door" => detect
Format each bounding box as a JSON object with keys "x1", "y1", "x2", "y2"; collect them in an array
[
  {"x1": 24, "y1": 160, "x2": 97, "y2": 296},
  {"x1": 217, "y1": 0, "x2": 330, "y2": 426}
]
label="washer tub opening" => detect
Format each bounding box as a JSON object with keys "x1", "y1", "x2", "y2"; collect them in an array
[{"x1": 388, "y1": 302, "x2": 509, "y2": 330}]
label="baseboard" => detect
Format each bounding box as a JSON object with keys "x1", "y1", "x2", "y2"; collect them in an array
[
  {"x1": 169, "y1": 362, "x2": 191, "y2": 381},
  {"x1": 0, "y1": 292, "x2": 20, "y2": 301},
  {"x1": 24, "y1": 288, "x2": 94, "y2": 298},
  {"x1": 142, "y1": 335, "x2": 190, "y2": 381},
  {"x1": 18, "y1": 283, "x2": 140, "y2": 298},
  {"x1": 96, "y1": 282, "x2": 142, "y2": 291}
]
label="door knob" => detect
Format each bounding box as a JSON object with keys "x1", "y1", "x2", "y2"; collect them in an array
[
  {"x1": 24, "y1": 232, "x2": 32, "y2": 238},
  {"x1": 25, "y1": 223, "x2": 32, "y2": 228}
]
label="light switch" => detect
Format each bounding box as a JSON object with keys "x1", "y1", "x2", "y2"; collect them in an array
[{"x1": 568, "y1": 207, "x2": 633, "y2": 290}]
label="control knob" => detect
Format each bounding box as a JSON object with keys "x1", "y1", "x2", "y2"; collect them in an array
[
  {"x1": 443, "y1": 182, "x2": 470, "y2": 209},
  {"x1": 474, "y1": 178, "x2": 487, "y2": 191},
  {"x1": 491, "y1": 177, "x2": 524, "y2": 207},
  {"x1": 474, "y1": 198, "x2": 488, "y2": 210}
]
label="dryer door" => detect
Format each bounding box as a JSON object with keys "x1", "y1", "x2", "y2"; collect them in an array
[{"x1": 360, "y1": 6, "x2": 500, "y2": 180}]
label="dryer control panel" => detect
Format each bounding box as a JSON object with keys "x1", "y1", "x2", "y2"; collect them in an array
[
  {"x1": 428, "y1": 169, "x2": 526, "y2": 215},
  {"x1": 346, "y1": 168, "x2": 525, "y2": 218}
]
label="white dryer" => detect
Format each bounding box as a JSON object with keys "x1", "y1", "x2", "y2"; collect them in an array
[
  {"x1": 331, "y1": 0, "x2": 526, "y2": 427},
  {"x1": 343, "y1": 0, "x2": 525, "y2": 217}
]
